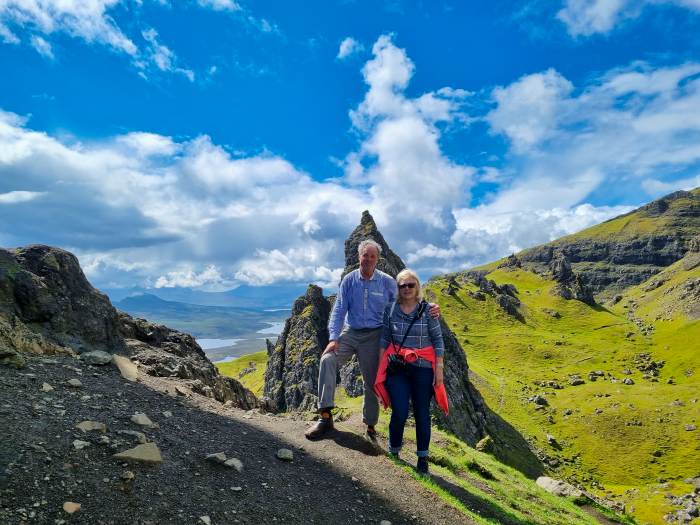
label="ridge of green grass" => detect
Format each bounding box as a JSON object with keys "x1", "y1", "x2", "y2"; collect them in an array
[
  {"x1": 220, "y1": 349, "x2": 633, "y2": 524},
  {"x1": 215, "y1": 350, "x2": 267, "y2": 397},
  {"x1": 425, "y1": 259, "x2": 699, "y2": 524}
]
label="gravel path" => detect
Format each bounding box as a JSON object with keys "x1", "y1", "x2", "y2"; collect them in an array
[{"x1": 0, "y1": 356, "x2": 472, "y2": 525}]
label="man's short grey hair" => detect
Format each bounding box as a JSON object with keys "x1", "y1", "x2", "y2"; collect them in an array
[{"x1": 358, "y1": 239, "x2": 382, "y2": 256}]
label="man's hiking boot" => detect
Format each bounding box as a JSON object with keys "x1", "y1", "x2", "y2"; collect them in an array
[
  {"x1": 365, "y1": 425, "x2": 378, "y2": 443},
  {"x1": 305, "y1": 411, "x2": 333, "y2": 440},
  {"x1": 416, "y1": 457, "x2": 430, "y2": 476}
]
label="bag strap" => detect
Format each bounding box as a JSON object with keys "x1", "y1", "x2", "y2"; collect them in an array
[{"x1": 390, "y1": 300, "x2": 428, "y2": 352}]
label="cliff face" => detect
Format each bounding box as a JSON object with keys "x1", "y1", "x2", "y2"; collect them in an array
[
  {"x1": 0, "y1": 245, "x2": 256, "y2": 409},
  {"x1": 262, "y1": 212, "x2": 524, "y2": 454},
  {"x1": 518, "y1": 189, "x2": 700, "y2": 298},
  {"x1": 263, "y1": 285, "x2": 331, "y2": 412},
  {"x1": 0, "y1": 246, "x2": 122, "y2": 355}
]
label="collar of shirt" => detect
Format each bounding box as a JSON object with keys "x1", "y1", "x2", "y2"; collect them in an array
[{"x1": 359, "y1": 269, "x2": 377, "y2": 281}]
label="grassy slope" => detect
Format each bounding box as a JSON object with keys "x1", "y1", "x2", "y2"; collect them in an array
[
  {"x1": 538, "y1": 188, "x2": 700, "y2": 244},
  {"x1": 215, "y1": 350, "x2": 267, "y2": 397},
  {"x1": 425, "y1": 256, "x2": 699, "y2": 524},
  {"x1": 221, "y1": 350, "x2": 630, "y2": 525},
  {"x1": 221, "y1": 264, "x2": 698, "y2": 523}
]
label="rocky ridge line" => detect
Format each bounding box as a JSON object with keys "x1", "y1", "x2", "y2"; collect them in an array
[{"x1": 0, "y1": 245, "x2": 256, "y2": 409}]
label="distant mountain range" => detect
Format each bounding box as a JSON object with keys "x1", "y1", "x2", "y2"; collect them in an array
[
  {"x1": 113, "y1": 293, "x2": 289, "y2": 359},
  {"x1": 105, "y1": 283, "x2": 309, "y2": 309}
]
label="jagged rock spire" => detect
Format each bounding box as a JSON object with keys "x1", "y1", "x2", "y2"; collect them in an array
[
  {"x1": 263, "y1": 211, "x2": 542, "y2": 474},
  {"x1": 341, "y1": 211, "x2": 405, "y2": 280}
]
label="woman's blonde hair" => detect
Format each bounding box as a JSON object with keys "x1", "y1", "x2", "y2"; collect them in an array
[{"x1": 396, "y1": 269, "x2": 422, "y2": 304}]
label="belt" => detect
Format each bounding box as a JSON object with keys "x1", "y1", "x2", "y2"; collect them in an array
[{"x1": 349, "y1": 326, "x2": 382, "y2": 333}]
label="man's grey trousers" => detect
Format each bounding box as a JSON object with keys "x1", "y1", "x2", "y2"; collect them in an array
[{"x1": 318, "y1": 327, "x2": 382, "y2": 426}]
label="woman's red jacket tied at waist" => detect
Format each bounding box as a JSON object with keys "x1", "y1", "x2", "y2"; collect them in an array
[{"x1": 374, "y1": 343, "x2": 449, "y2": 415}]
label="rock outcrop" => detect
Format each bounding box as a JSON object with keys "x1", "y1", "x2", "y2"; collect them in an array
[
  {"x1": 263, "y1": 285, "x2": 331, "y2": 412},
  {"x1": 448, "y1": 271, "x2": 524, "y2": 321},
  {"x1": 0, "y1": 244, "x2": 256, "y2": 410},
  {"x1": 519, "y1": 189, "x2": 700, "y2": 298},
  {"x1": 119, "y1": 314, "x2": 257, "y2": 409},
  {"x1": 549, "y1": 252, "x2": 596, "y2": 306},
  {"x1": 0, "y1": 246, "x2": 122, "y2": 354},
  {"x1": 341, "y1": 210, "x2": 405, "y2": 280}
]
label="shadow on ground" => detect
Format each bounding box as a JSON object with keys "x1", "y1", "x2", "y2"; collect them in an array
[{"x1": 0, "y1": 356, "x2": 461, "y2": 525}]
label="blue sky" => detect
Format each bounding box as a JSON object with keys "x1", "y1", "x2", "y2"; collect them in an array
[{"x1": 2, "y1": 0, "x2": 700, "y2": 293}]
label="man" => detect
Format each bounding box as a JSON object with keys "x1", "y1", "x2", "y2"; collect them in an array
[{"x1": 305, "y1": 239, "x2": 439, "y2": 441}]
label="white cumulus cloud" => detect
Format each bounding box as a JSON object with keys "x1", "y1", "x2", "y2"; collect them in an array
[
  {"x1": 197, "y1": 0, "x2": 240, "y2": 11},
  {"x1": 557, "y1": 0, "x2": 700, "y2": 36},
  {"x1": 0, "y1": 0, "x2": 138, "y2": 55},
  {"x1": 337, "y1": 37, "x2": 364, "y2": 59},
  {"x1": 29, "y1": 34, "x2": 53, "y2": 59},
  {"x1": 0, "y1": 190, "x2": 45, "y2": 204}
]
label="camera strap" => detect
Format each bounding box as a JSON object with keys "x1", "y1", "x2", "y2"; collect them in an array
[{"x1": 389, "y1": 300, "x2": 428, "y2": 354}]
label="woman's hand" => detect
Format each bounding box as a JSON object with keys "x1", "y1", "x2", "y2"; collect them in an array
[
  {"x1": 434, "y1": 360, "x2": 444, "y2": 387},
  {"x1": 428, "y1": 302, "x2": 441, "y2": 319}
]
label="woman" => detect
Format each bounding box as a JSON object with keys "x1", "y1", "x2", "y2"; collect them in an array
[{"x1": 374, "y1": 269, "x2": 448, "y2": 476}]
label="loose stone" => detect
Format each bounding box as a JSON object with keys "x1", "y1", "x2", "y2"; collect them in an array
[
  {"x1": 62, "y1": 502, "x2": 81, "y2": 514},
  {"x1": 112, "y1": 443, "x2": 163, "y2": 464},
  {"x1": 206, "y1": 452, "x2": 227, "y2": 464},
  {"x1": 76, "y1": 421, "x2": 107, "y2": 433},
  {"x1": 224, "y1": 458, "x2": 244, "y2": 472},
  {"x1": 130, "y1": 412, "x2": 158, "y2": 428},
  {"x1": 276, "y1": 448, "x2": 294, "y2": 461},
  {"x1": 72, "y1": 440, "x2": 90, "y2": 450}
]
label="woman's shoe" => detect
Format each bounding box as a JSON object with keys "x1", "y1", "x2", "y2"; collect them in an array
[{"x1": 416, "y1": 457, "x2": 429, "y2": 475}]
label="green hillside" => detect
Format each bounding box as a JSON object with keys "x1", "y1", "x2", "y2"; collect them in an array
[
  {"x1": 223, "y1": 189, "x2": 699, "y2": 524},
  {"x1": 514, "y1": 188, "x2": 700, "y2": 302},
  {"x1": 216, "y1": 350, "x2": 268, "y2": 397},
  {"x1": 559, "y1": 188, "x2": 700, "y2": 243},
  {"x1": 426, "y1": 225, "x2": 699, "y2": 524},
  {"x1": 222, "y1": 349, "x2": 633, "y2": 525}
]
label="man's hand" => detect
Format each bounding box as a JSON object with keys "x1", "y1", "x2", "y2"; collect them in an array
[
  {"x1": 322, "y1": 340, "x2": 338, "y2": 356},
  {"x1": 428, "y1": 302, "x2": 441, "y2": 319}
]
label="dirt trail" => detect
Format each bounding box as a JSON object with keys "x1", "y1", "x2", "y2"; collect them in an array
[{"x1": 0, "y1": 356, "x2": 473, "y2": 525}]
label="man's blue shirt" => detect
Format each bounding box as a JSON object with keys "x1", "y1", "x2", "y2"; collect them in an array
[{"x1": 328, "y1": 268, "x2": 398, "y2": 341}]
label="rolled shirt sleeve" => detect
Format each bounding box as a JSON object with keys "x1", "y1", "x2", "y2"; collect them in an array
[{"x1": 328, "y1": 275, "x2": 350, "y2": 341}]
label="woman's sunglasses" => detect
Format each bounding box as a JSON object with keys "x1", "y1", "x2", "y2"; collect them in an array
[{"x1": 398, "y1": 282, "x2": 416, "y2": 289}]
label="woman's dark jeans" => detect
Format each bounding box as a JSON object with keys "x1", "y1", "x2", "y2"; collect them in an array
[{"x1": 385, "y1": 363, "x2": 434, "y2": 457}]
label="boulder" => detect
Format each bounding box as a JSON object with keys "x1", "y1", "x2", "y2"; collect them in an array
[
  {"x1": 536, "y1": 476, "x2": 583, "y2": 498},
  {"x1": 0, "y1": 246, "x2": 123, "y2": 354}
]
